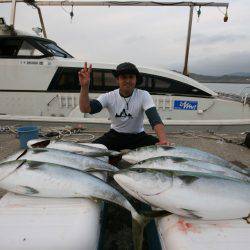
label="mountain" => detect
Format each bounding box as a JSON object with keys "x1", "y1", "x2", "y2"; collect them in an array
[
  {"x1": 190, "y1": 73, "x2": 250, "y2": 83},
  {"x1": 227, "y1": 72, "x2": 250, "y2": 77}
]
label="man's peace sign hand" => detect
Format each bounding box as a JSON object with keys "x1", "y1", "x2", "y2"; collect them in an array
[{"x1": 78, "y1": 62, "x2": 92, "y2": 88}]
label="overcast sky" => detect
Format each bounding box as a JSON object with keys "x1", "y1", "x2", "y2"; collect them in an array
[{"x1": 1, "y1": 0, "x2": 249, "y2": 75}]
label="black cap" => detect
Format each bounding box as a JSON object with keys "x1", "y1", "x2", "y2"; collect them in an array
[{"x1": 112, "y1": 62, "x2": 143, "y2": 85}]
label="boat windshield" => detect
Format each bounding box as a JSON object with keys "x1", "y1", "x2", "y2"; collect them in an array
[{"x1": 38, "y1": 40, "x2": 72, "y2": 58}]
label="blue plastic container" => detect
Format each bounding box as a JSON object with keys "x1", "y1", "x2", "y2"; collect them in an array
[{"x1": 17, "y1": 126, "x2": 39, "y2": 149}]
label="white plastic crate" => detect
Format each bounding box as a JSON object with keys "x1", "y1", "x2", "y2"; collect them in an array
[
  {"x1": 156, "y1": 214, "x2": 250, "y2": 250},
  {"x1": 0, "y1": 143, "x2": 108, "y2": 250}
]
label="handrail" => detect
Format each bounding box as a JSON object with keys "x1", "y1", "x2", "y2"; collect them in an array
[{"x1": 239, "y1": 86, "x2": 250, "y2": 96}]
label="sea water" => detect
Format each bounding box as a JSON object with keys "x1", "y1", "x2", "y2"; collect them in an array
[{"x1": 204, "y1": 83, "x2": 250, "y2": 95}]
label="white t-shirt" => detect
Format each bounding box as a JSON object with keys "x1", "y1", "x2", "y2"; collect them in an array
[{"x1": 97, "y1": 89, "x2": 155, "y2": 133}]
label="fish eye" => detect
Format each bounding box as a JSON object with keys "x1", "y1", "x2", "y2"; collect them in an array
[{"x1": 136, "y1": 169, "x2": 144, "y2": 173}]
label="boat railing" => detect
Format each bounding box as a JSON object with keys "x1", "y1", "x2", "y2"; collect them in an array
[
  {"x1": 47, "y1": 94, "x2": 77, "y2": 109},
  {"x1": 153, "y1": 96, "x2": 172, "y2": 110},
  {"x1": 217, "y1": 90, "x2": 250, "y2": 105},
  {"x1": 242, "y1": 93, "x2": 250, "y2": 105},
  {"x1": 238, "y1": 87, "x2": 250, "y2": 105},
  {"x1": 239, "y1": 86, "x2": 250, "y2": 96},
  {"x1": 239, "y1": 87, "x2": 250, "y2": 105}
]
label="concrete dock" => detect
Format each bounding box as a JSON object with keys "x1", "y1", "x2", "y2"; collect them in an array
[{"x1": 1, "y1": 125, "x2": 249, "y2": 167}]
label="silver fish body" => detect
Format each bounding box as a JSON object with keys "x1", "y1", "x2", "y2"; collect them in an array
[
  {"x1": 114, "y1": 168, "x2": 250, "y2": 220},
  {"x1": 27, "y1": 139, "x2": 121, "y2": 157},
  {"x1": 0, "y1": 160, "x2": 145, "y2": 250},
  {"x1": 131, "y1": 156, "x2": 249, "y2": 181},
  {"x1": 0, "y1": 160, "x2": 141, "y2": 223},
  {"x1": 123, "y1": 145, "x2": 249, "y2": 176},
  {"x1": 1, "y1": 148, "x2": 118, "y2": 173}
]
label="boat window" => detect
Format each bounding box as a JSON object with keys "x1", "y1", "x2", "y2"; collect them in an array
[
  {"x1": 151, "y1": 77, "x2": 171, "y2": 91},
  {"x1": 92, "y1": 71, "x2": 104, "y2": 88},
  {"x1": 139, "y1": 74, "x2": 171, "y2": 93},
  {"x1": 104, "y1": 72, "x2": 117, "y2": 87},
  {"x1": 0, "y1": 38, "x2": 21, "y2": 57},
  {"x1": 38, "y1": 40, "x2": 72, "y2": 58},
  {"x1": 139, "y1": 75, "x2": 148, "y2": 88},
  {"x1": 167, "y1": 81, "x2": 209, "y2": 96},
  {"x1": 139, "y1": 74, "x2": 210, "y2": 96},
  {"x1": 48, "y1": 67, "x2": 80, "y2": 92},
  {"x1": 91, "y1": 69, "x2": 117, "y2": 91},
  {"x1": 18, "y1": 40, "x2": 43, "y2": 56}
]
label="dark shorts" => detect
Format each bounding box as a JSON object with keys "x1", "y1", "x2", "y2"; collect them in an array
[{"x1": 93, "y1": 129, "x2": 159, "y2": 151}]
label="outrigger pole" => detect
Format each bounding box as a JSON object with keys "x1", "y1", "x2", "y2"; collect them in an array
[
  {"x1": 2, "y1": 0, "x2": 48, "y2": 37},
  {"x1": 0, "y1": 0, "x2": 229, "y2": 75}
]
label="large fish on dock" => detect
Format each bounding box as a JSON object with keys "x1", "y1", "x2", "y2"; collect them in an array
[
  {"x1": 122, "y1": 145, "x2": 249, "y2": 176},
  {"x1": 0, "y1": 160, "x2": 146, "y2": 250},
  {"x1": 1, "y1": 148, "x2": 118, "y2": 173},
  {"x1": 27, "y1": 139, "x2": 121, "y2": 157},
  {"x1": 131, "y1": 156, "x2": 250, "y2": 181},
  {"x1": 114, "y1": 168, "x2": 250, "y2": 220}
]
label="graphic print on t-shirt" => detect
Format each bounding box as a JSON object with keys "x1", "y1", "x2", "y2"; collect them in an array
[{"x1": 115, "y1": 108, "x2": 133, "y2": 120}]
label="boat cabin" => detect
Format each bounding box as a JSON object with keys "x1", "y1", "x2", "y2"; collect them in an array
[{"x1": 0, "y1": 18, "x2": 215, "y2": 98}]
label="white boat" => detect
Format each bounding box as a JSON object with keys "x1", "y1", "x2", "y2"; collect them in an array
[{"x1": 0, "y1": 3, "x2": 249, "y2": 132}]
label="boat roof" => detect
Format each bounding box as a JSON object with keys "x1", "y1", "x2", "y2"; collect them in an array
[
  {"x1": 0, "y1": 31, "x2": 217, "y2": 97},
  {"x1": 0, "y1": 28, "x2": 58, "y2": 44}
]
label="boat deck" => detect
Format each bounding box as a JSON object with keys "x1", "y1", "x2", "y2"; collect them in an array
[{"x1": 0, "y1": 124, "x2": 249, "y2": 249}]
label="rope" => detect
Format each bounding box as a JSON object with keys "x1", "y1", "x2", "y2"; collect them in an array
[
  {"x1": 0, "y1": 125, "x2": 19, "y2": 134},
  {"x1": 0, "y1": 125, "x2": 247, "y2": 146},
  {"x1": 40, "y1": 126, "x2": 96, "y2": 141},
  {"x1": 170, "y1": 130, "x2": 245, "y2": 146}
]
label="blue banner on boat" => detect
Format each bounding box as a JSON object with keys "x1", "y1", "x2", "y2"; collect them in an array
[{"x1": 173, "y1": 100, "x2": 198, "y2": 110}]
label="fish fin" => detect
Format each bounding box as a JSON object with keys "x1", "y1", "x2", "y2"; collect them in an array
[
  {"x1": 132, "y1": 208, "x2": 171, "y2": 250},
  {"x1": 161, "y1": 145, "x2": 175, "y2": 150},
  {"x1": 171, "y1": 157, "x2": 188, "y2": 163},
  {"x1": 26, "y1": 161, "x2": 44, "y2": 170},
  {"x1": 31, "y1": 140, "x2": 50, "y2": 148},
  {"x1": 109, "y1": 151, "x2": 122, "y2": 157},
  {"x1": 181, "y1": 208, "x2": 203, "y2": 219},
  {"x1": 86, "y1": 167, "x2": 118, "y2": 173},
  {"x1": 77, "y1": 152, "x2": 110, "y2": 157},
  {"x1": 17, "y1": 149, "x2": 28, "y2": 160},
  {"x1": 31, "y1": 149, "x2": 49, "y2": 154},
  {"x1": 141, "y1": 210, "x2": 172, "y2": 218},
  {"x1": 132, "y1": 219, "x2": 144, "y2": 250},
  {"x1": 132, "y1": 208, "x2": 153, "y2": 250},
  {"x1": 109, "y1": 154, "x2": 122, "y2": 165},
  {"x1": 74, "y1": 151, "x2": 89, "y2": 154},
  {"x1": 16, "y1": 185, "x2": 39, "y2": 195},
  {"x1": 16, "y1": 160, "x2": 27, "y2": 169},
  {"x1": 85, "y1": 168, "x2": 107, "y2": 173},
  {"x1": 178, "y1": 175, "x2": 199, "y2": 184},
  {"x1": 0, "y1": 160, "x2": 26, "y2": 182}
]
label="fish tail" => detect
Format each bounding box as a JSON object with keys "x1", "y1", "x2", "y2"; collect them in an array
[
  {"x1": 132, "y1": 209, "x2": 171, "y2": 249},
  {"x1": 131, "y1": 213, "x2": 150, "y2": 250},
  {"x1": 108, "y1": 154, "x2": 122, "y2": 165},
  {"x1": 110, "y1": 150, "x2": 122, "y2": 157}
]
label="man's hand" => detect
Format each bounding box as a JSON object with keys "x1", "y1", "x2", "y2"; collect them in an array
[
  {"x1": 78, "y1": 62, "x2": 92, "y2": 88},
  {"x1": 153, "y1": 123, "x2": 171, "y2": 146}
]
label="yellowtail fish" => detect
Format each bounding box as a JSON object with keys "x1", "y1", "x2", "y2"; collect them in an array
[{"x1": 114, "y1": 168, "x2": 250, "y2": 220}]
